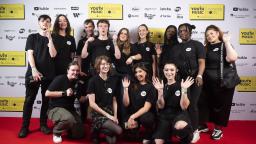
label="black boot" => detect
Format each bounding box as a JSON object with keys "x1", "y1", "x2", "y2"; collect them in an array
[
  {"x1": 40, "y1": 125, "x2": 51, "y2": 134},
  {"x1": 18, "y1": 127, "x2": 29, "y2": 138}
]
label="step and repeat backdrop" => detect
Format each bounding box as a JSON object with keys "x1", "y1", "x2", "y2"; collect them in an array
[{"x1": 0, "y1": 0, "x2": 255, "y2": 120}]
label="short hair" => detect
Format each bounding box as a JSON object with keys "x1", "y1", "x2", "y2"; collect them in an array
[
  {"x1": 38, "y1": 14, "x2": 51, "y2": 22},
  {"x1": 67, "y1": 61, "x2": 80, "y2": 70},
  {"x1": 97, "y1": 19, "x2": 110, "y2": 27},
  {"x1": 178, "y1": 23, "x2": 196, "y2": 36}
]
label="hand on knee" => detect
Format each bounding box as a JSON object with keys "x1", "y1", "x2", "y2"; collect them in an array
[{"x1": 174, "y1": 120, "x2": 188, "y2": 130}]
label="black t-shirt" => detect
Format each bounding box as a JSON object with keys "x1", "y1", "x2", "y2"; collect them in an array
[
  {"x1": 87, "y1": 75, "x2": 118, "y2": 107},
  {"x1": 48, "y1": 75, "x2": 76, "y2": 111},
  {"x1": 25, "y1": 33, "x2": 55, "y2": 80},
  {"x1": 76, "y1": 37, "x2": 92, "y2": 74},
  {"x1": 173, "y1": 40, "x2": 205, "y2": 77},
  {"x1": 114, "y1": 43, "x2": 138, "y2": 75},
  {"x1": 133, "y1": 41, "x2": 156, "y2": 65},
  {"x1": 205, "y1": 42, "x2": 230, "y2": 81},
  {"x1": 128, "y1": 83, "x2": 156, "y2": 114},
  {"x1": 159, "y1": 82, "x2": 184, "y2": 115},
  {"x1": 52, "y1": 34, "x2": 76, "y2": 75},
  {"x1": 87, "y1": 38, "x2": 115, "y2": 65}
]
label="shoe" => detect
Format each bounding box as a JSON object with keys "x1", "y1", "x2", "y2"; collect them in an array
[
  {"x1": 198, "y1": 124, "x2": 209, "y2": 133},
  {"x1": 191, "y1": 130, "x2": 200, "y2": 143},
  {"x1": 53, "y1": 135, "x2": 62, "y2": 143},
  {"x1": 211, "y1": 128, "x2": 223, "y2": 140},
  {"x1": 18, "y1": 127, "x2": 29, "y2": 138},
  {"x1": 40, "y1": 125, "x2": 51, "y2": 134}
]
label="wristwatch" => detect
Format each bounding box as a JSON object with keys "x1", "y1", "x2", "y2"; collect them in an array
[{"x1": 62, "y1": 91, "x2": 67, "y2": 96}]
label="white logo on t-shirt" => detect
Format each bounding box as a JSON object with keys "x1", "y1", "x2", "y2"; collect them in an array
[
  {"x1": 175, "y1": 90, "x2": 181, "y2": 96},
  {"x1": 186, "y1": 47, "x2": 191, "y2": 51},
  {"x1": 106, "y1": 45, "x2": 110, "y2": 50},
  {"x1": 146, "y1": 47, "x2": 150, "y2": 52},
  {"x1": 213, "y1": 48, "x2": 219, "y2": 52},
  {"x1": 107, "y1": 88, "x2": 112, "y2": 94},
  {"x1": 66, "y1": 41, "x2": 71, "y2": 45},
  {"x1": 141, "y1": 91, "x2": 147, "y2": 96}
]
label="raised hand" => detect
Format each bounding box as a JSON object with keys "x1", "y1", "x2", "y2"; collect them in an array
[
  {"x1": 181, "y1": 76, "x2": 194, "y2": 89},
  {"x1": 152, "y1": 77, "x2": 164, "y2": 90},
  {"x1": 122, "y1": 77, "x2": 130, "y2": 88}
]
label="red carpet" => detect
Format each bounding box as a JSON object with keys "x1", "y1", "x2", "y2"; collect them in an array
[{"x1": 0, "y1": 117, "x2": 255, "y2": 144}]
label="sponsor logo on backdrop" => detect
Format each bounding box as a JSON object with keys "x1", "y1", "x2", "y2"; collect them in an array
[
  {"x1": 7, "y1": 81, "x2": 17, "y2": 87},
  {"x1": 174, "y1": 6, "x2": 183, "y2": 19},
  {"x1": 237, "y1": 76, "x2": 256, "y2": 92},
  {"x1": 250, "y1": 109, "x2": 256, "y2": 113},
  {"x1": 4, "y1": 29, "x2": 16, "y2": 32},
  {"x1": 0, "y1": 97, "x2": 24, "y2": 112},
  {"x1": 231, "y1": 109, "x2": 246, "y2": 113},
  {"x1": 250, "y1": 104, "x2": 256, "y2": 106},
  {"x1": 149, "y1": 28, "x2": 165, "y2": 44},
  {"x1": 0, "y1": 4, "x2": 25, "y2": 19},
  {"x1": 236, "y1": 62, "x2": 249, "y2": 67},
  {"x1": 0, "y1": 51, "x2": 26, "y2": 66},
  {"x1": 160, "y1": 14, "x2": 171, "y2": 18},
  {"x1": 88, "y1": 3, "x2": 123, "y2": 19},
  {"x1": 238, "y1": 56, "x2": 247, "y2": 59},
  {"x1": 239, "y1": 29, "x2": 256, "y2": 44},
  {"x1": 28, "y1": 29, "x2": 37, "y2": 33},
  {"x1": 5, "y1": 76, "x2": 16, "y2": 79},
  {"x1": 73, "y1": 13, "x2": 82, "y2": 18},
  {"x1": 53, "y1": 7, "x2": 66, "y2": 10},
  {"x1": 128, "y1": 14, "x2": 139, "y2": 18},
  {"x1": 232, "y1": 103, "x2": 246, "y2": 106},
  {"x1": 144, "y1": 7, "x2": 157, "y2": 11},
  {"x1": 189, "y1": 4, "x2": 224, "y2": 20},
  {"x1": 34, "y1": 7, "x2": 49, "y2": 11},
  {"x1": 230, "y1": 13, "x2": 250, "y2": 18},
  {"x1": 19, "y1": 28, "x2": 25, "y2": 34},
  {"x1": 131, "y1": 7, "x2": 140, "y2": 11},
  {"x1": 233, "y1": 7, "x2": 249, "y2": 11},
  {"x1": 160, "y1": 7, "x2": 171, "y2": 11},
  {"x1": 18, "y1": 36, "x2": 27, "y2": 40},
  {"x1": 144, "y1": 13, "x2": 156, "y2": 20},
  {"x1": 6, "y1": 35, "x2": 15, "y2": 41},
  {"x1": 71, "y1": 6, "x2": 79, "y2": 10}
]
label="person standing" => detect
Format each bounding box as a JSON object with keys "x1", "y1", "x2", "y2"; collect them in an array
[
  {"x1": 133, "y1": 24, "x2": 157, "y2": 80},
  {"x1": 18, "y1": 15, "x2": 57, "y2": 138},
  {"x1": 198, "y1": 25, "x2": 238, "y2": 140},
  {"x1": 45, "y1": 61, "x2": 85, "y2": 143},
  {"x1": 52, "y1": 14, "x2": 76, "y2": 75},
  {"x1": 173, "y1": 23, "x2": 206, "y2": 143},
  {"x1": 76, "y1": 19, "x2": 95, "y2": 122}
]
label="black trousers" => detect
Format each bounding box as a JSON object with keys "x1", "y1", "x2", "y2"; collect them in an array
[
  {"x1": 199, "y1": 79, "x2": 235, "y2": 127},
  {"x1": 187, "y1": 82, "x2": 202, "y2": 131},
  {"x1": 21, "y1": 78, "x2": 51, "y2": 128}
]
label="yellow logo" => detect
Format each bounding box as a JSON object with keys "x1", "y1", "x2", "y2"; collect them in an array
[
  {"x1": 240, "y1": 29, "x2": 256, "y2": 45},
  {"x1": 149, "y1": 28, "x2": 165, "y2": 44},
  {"x1": 189, "y1": 4, "x2": 224, "y2": 20},
  {"x1": 0, "y1": 97, "x2": 24, "y2": 112},
  {"x1": 0, "y1": 4, "x2": 25, "y2": 19},
  {"x1": 0, "y1": 51, "x2": 26, "y2": 66},
  {"x1": 236, "y1": 76, "x2": 256, "y2": 92},
  {"x1": 88, "y1": 3, "x2": 123, "y2": 19}
]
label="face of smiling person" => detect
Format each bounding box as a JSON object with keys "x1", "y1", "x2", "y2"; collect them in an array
[
  {"x1": 135, "y1": 67, "x2": 146, "y2": 82},
  {"x1": 39, "y1": 18, "x2": 51, "y2": 31},
  {"x1": 206, "y1": 29, "x2": 220, "y2": 44},
  {"x1": 138, "y1": 26, "x2": 148, "y2": 40},
  {"x1": 58, "y1": 16, "x2": 68, "y2": 30},
  {"x1": 178, "y1": 25, "x2": 190, "y2": 41},
  {"x1": 67, "y1": 65, "x2": 80, "y2": 80},
  {"x1": 163, "y1": 64, "x2": 177, "y2": 81},
  {"x1": 84, "y1": 22, "x2": 94, "y2": 36},
  {"x1": 98, "y1": 22, "x2": 109, "y2": 37},
  {"x1": 119, "y1": 29, "x2": 128, "y2": 42},
  {"x1": 99, "y1": 59, "x2": 110, "y2": 74}
]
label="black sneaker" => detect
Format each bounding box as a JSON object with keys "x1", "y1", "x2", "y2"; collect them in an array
[
  {"x1": 18, "y1": 127, "x2": 29, "y2": 138},
  {"x1": 211, "y1": 128, "x2": 223, "y2": 140},
  {"x1": 40, "y1": 125, "x2": 51, "y2": 134},
  {"x1": 198, "y1": 124, "x2": 209, "y2": 133}
]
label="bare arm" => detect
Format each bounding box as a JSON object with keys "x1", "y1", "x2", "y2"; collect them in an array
[
  {"x1": 223, "y1": 35, "x2": 238, "y2": 62},
  {"x1": 130, "y1": 102, "x2": 151, "y2": 119},
  {"x1": 27, "y1": 50, "x2": 42, "y2": 81},
  {"x1": 45, "y1": 88, "x2": 73, "y2": 98},
  {"x1": 81, "y1": 37, "x2": 94, "y2": 58}
]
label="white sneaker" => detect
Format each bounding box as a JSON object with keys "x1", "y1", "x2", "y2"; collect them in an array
[
  {"x1": 191, "y1": 130, "x2": 200, "y2": 143},
  {"x1": 53, "y1": 135, "x2": 62, "y2": 143}
]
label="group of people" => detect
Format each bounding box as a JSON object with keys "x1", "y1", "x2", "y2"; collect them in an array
[{"x1": 18, "y1": 14, "x2": 238, "y2": 144}]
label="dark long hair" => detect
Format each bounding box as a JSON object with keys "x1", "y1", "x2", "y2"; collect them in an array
[
  {"x1": 137, "y1": 24, "x2": 150, "y2": 42},
  {"x1": 132, "y1": 62, "x2": 151, "y2": 91},
  {"x1": 52, "y1": 14, "x2": 71, "y2": 36},
  {"x1": 164, "y1": 25, "x2": 178, "y2": 46}
]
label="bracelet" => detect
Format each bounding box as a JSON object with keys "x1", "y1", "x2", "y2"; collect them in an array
[
  {"x1": 181, "y1": 88, "x2": 187, "y2": 94},
  {"x1": 196, "y1": 75, "x2": 202, "y2": 79},
  {"x1": 62, "y1": 91, "x2": 67, "y2": 97},
  {"x1": 131, "y1": 56, "x2": 135, "y2": 60}
]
